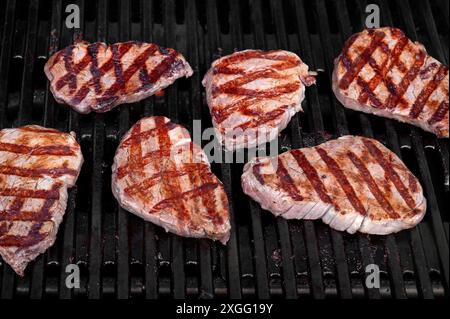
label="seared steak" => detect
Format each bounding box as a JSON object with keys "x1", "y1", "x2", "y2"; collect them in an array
[
  {"x1": 111, "y1": 116, "x2": 231, "y2": 243},
  {"x1": 202, "y1": 50, "x2": 316, "y2": 150},
  {"x1": 0, "y1": 125, "x2": 83, "y2": 275},
  {"x1": 45, "y1": 41, "x2": 193, "y2": 114},
  {"x1": 241, "y1": 136, "x2": 426, "y2": 235},
  {"x1": 333, "y1": 27, "x2": 449, "y2": 138}
]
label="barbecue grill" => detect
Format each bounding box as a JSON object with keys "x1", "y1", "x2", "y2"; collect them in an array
[{"x1": 0, "y1": 0, "x2": 448, "y2": 299}]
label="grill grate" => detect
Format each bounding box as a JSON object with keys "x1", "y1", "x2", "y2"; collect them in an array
[{"x1": 0, "y1": 0, "x2": 448, "y2": 299}]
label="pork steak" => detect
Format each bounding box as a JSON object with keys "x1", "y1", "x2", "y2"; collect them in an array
[
  {"x1": 333, "y1": 27, "x2": 449, "y2": 138},
  {"x1": 111, "y1": 116, "x2": 231, "y2": 243},
  {"x1": 241, "y1": 136, "x2": 426, "y2": 235},
  {"x1": 203, "y1": 50, "x2": 316, "y2": 150},
  {"x1": 45, "y1": 41, "x2": 193, "y2": 114},
  {"x1": 0, "y1": 125, "x2": 83, "y2": 275}
]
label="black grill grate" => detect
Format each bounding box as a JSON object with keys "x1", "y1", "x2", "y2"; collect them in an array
[{"x1": 0, "y1": 0, "x2": 448, "y2": 299}]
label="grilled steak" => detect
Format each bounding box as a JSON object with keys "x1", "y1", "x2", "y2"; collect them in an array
[
  {"x1": 202, "y1": 50, "x2": 316, "y2": 150},
  {"x1": 44, "y1": 41, "x2": 193, "y2": 114},
  {"x1": 0, "y1": 125, "x2": 83, "y2": 275},
  {"x1": 111, "y1": 116, "x2": 231, "y2": 243},
  {"x1": 241, "y1": 136, "x2": 426, "y2": 235},
  {"x1": 333, "y1": 27, "x2": 449, "y2": 138}
]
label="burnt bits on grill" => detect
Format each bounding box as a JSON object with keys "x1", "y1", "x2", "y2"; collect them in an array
[
  {"x1": 241, "y1": 136, "x2": 426, "y2": 235},
  {"x1": 202, "y1": 50, "x2": 316, "y2": 150},
  {"x1": 0, "y1": 126, "x2": 83, "y2": 276},
  {"x1": 111, "y1": 116, "x2": 231, "y2": 244},
  {"x1": 333, "y1": 27, "x2": 449, "y2": 138},
  {"x1": 44, "y1": 41, "x2": 193, "y2": 114}
]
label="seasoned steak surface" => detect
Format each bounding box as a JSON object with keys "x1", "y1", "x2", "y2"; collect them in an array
[
  {"x1": 0, "y1": 125, "x2": 83, "y2": 275},
  {"x1": 111, "y1": 116, "x2": 231, "y2": 243},
  {"x1": 203, "y1": 50, "x2": 316, "y2": 150},
  {"x1": 333, "y1": 27, "x2": 448, "y2": 138},
  {"x1": 242, "y1": 136, "x2": 426, "y2": 235},
  {"x1": 45, "y1": 41, "x2": 193, "y2": 113}
]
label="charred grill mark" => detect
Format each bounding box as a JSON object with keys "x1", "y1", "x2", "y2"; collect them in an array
[
  {"x1": 212, "y1": 69, "x2": 287, "y2": 98},
  {"x1": 124, "y1": 164, "x2": 210, "y2": 195},
  {"x1": 99, "y1": 45, "x2": 159, "y2": 101},
  {"x1": 357, "y1": 76, "x2": 383, "y2": 108},
  {"x1": 120, "y1": 121, "x2": 176, "y2": 148},
  {"x1": 128, "y1": 121, "x2": 143, "y2": 172},
  {"x1": 146, "y1": 49, "x2": 178, "y2": 83},
  {"x1": 0, "y1": 165, "x2": 78, "y2": 178},
  {"x1": 70, "y1": 43, "x2": 133, "y2": 105},
  {"x1": 149, "y1": 116, "x2": 189, "y2": 221},
  {"x1": 0, "y1": 183, "x2": 61, "y2": 248},
  {"x1": 276, "y1": 158, "x2": 303, "y2": 201},
  {"x1": 60, "y1": 46, "x2": 77, "y2": 92},
  {"x1": 139, "y1": 65, "x2": 151, "y2": 90},
  {"x1": 347, "y1": 151, "x2": 400, "y2": 219},
  {"x1": 213, "y1": 59, "x2": 298, "y2": 75},
  {"x1": 0, "y1": 211, "x2": 39, "y2": 221},
  {"x1": 428, "y1": 101, "x2": 449, "y2": 125},
  {"x1": 116, "y1": 149, "x2": 172, "y2": 179},
  {"x1": 5, "y1": 197, "x2": 25, "y2": 216},
  {"x1": 252, "y1": 163, "x2": 265, "y2": 185},
  {"x1": 0, "y1": 142, "x2": 76, "y2": 156},
  {"x1": 410, "y1": 65, "x2": 449, "y2": 118},
  {"x1": 187, "y1": 164, "x2": 224, "y2": 226},
  {"x1": 212, "y1": 97, "x2": 258, "y2": 124},
  {"x1": 55, "y1": 46, "x2": 93, "y2": 92},
  {"x1": 235, "y1": 106, "x2": 287, "y2": 130},
  {"x1": 18, "y1": 127, "x2": 61, "y2": 134},
  {"x1": 214, "y1": 50, "x2": 300, "y2": 70},
  {"x1": 362, "y1": 139, "x2": 418, "y2": 212},
  {"x1": 215, "y1": 82, "x2": 300, "y2": 98},
  {"x1": 385, "y1": 49, "x2": 427, "y2": 109},
  {"x1": 290, "y1": 149, "x2": 339, "y2": 210},
  {"x1": 357, "y1": 34, "x2": 408, "y2": 107},
  {"x1": 339, "y1": 31, "x2": 386, "y2": 90},
  {"x1": 316, "y1": 147, "x2": 366, "y2": 215},
  {"x1": 0, "y1": 187, "x2": 60, "y2": 199},
  {"x1": 152, "y1": 183, "x2": 220, "y2": 212},
  {"x1": 87, "y1": 43, "x2": 102, "y2": 94}
]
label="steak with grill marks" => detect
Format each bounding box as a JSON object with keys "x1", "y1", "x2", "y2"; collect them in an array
[
  {"x1": 111, "y1": 116, "x2": 231, "y2": 243},
  {"x1": 202, "y1": 50, "x2": 316, "y2": 150},
  {"x1": 241, "y1": 136, "x2": 426, "y2": 235},
  {"x1": 0, "y1": 125, "x2": 83, "y2": 276},
  {"x1": 333, "y1": 27, "x2": 449, "y2": 138},
  {"x1": 44, "y1": 41, "x2": 193, "y2": 114}
]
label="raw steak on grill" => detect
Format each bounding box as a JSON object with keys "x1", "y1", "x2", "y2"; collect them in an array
[
  {"x1": 0, "y1": 125, "x2": 83, "y2": 276},
  {"x1": 333, "y1": 27, "x2": 449, "y2": 138},
  {"x1": 202, "y1": 50, "x2": 316, "y2": 150},
  {"x1": 241, "y1": 136, "x2": 426, "y2": 235},
  {"x1": 44, "y1": 41, "x2": 193, "y2": 114},
  {"x1": 111, "y1": 116, "x2": 231, "y2": 243}
]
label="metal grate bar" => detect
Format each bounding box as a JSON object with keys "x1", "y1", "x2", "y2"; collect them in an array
[
  {"x1": 391, "y1": 0, "x2": 449, "y2": 290},
  {"x1": 186, "y1": 0, "x2": 214, "y2": 299},
  {"x1": 205, "y1": 0, "x2": 242, "y2": 299},
  {"x1": 117, "y1": 0, "x2": 131, "y2": 299},
  {"x1": 87, "y1": 0, "x2": 108, "y2": 299},
  {"x1": 141, "y1": 0, "x2": 158, "y2": 300}
]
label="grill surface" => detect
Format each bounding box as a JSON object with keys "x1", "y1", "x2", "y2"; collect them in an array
[{"x1": 0, "y1": 0, "x2": 448, "y2": 299}]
